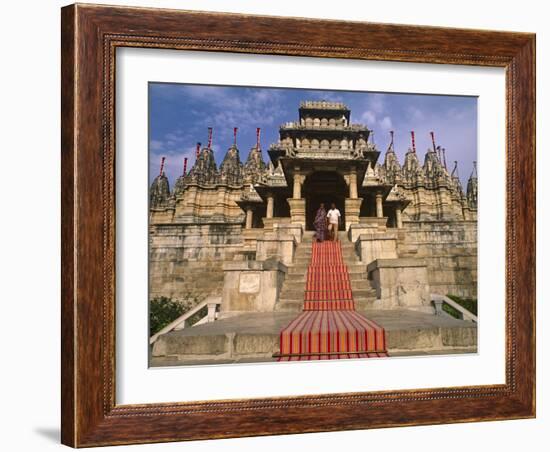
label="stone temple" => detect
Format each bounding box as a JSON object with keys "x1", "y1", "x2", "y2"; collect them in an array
[{"x1": 149, "y1": 101, "x2": 478, "y2": 364}]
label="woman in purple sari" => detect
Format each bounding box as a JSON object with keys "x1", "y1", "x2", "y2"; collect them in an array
[{"x1": 313, "y1": 203, "x2": 328, "y2": 242}]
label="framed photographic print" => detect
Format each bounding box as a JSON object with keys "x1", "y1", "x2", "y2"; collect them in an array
[{"x1": 61, "y1": 3, "x2": 536, "y2": 447}]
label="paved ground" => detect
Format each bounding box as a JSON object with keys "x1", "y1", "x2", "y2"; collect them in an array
[
  {"x1": 153, "y1": 309, "x2": 473, "y2": 336},
  {"x1": 150, "y1": 309, "x2": 477, "y2": 367}
]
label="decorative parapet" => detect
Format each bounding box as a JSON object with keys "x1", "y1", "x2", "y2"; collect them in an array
[
  {"x1": 300, "y1": 100, "x2": 349, "y2": 110},
  {"x1": 280, "y1": 122, "x2": 368, "y2": 132}
]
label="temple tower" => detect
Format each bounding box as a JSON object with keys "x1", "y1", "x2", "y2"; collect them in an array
[{"x1": 266, "y1": 100, "x2": 378, "y2": 231}]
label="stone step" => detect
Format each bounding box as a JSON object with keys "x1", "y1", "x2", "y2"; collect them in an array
[
  {"x1": 274, "y1": 301, "x2": 303, "y2": 312},
  {"x1": 281, "y1": 279, "x2": 375, "y2": 292},
  {"x1": 279, "y1": 288, "x2": 376, "y2": 300},
  {"x1": 150, "y1": 276, "x2": 223, "y2": 286},
  {"x1": 171, "y1": 271, "x2": 224, "y2": 280},
  {"x1": 296, "y1": 242, "x2": 355, "y2": 253},
  {"x1": 295, "y1": 244, "x2": 356, "y2": 253},
  {"x1": 276, "y1": 295, "x2": 377, "y2": 312},
  {"x1": 285, "y1": 272, "x2": 369, "y2": 282},
  {"x1": 293, "y1": 257, "x2": 358, "y2": 265},
  {"x1": 287, "y1": 263, "x2": 368, "y2": 275},
  {"x1": 173, "y1": 261, "x2": 226, "y2": 269},
  {"x1": 173, "y1": 269, "x2": 225, "y2": 276}
]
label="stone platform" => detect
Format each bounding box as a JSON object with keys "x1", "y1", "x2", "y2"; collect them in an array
[{"x1": 150, "y1": 309, "x2": 477, "y2": 366}]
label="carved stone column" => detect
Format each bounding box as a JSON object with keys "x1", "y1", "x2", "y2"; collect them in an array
[
  {"x1": 344, "y1": 198, "x2": 363, "y2": 231},
  {"x1": 245, "y1": 208, "x2": 253, "y2": 229},
  {"x1": 293, "y1": 173, "x2": 303, "y2": 199},
  {"x1": 395, "y1": 207, "x2": 403, "y2": 229},
  {"x1": 266, "y1": 194, "x2": 274, "y2": 219},
  {"x1": 376, "y1": 192, "x2": 384, "y2": 218},
  {"x1": 288, "y1": 169, "x2": 305, "y2": 228},
  {"x1": 349, "y1": 169, "x2": 358, "y2": 199},
  {"x1": 287, "y1": 198, "x2": 306, "y2": 229}
]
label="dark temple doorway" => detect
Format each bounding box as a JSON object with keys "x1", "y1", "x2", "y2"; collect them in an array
[{"x1": 303, "y1": 171, "x2": 347, "y2": 231}]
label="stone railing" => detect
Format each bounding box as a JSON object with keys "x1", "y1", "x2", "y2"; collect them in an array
[
  {"x1": 431, "y1": 293, "x2": 477, "y2": 323},
  {"x1": 149, "y1": 296, "x2": 221, "y2": 344}
]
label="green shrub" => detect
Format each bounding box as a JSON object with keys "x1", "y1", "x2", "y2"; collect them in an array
[
  {"x1": 443, "y1": 294, "x2": 478, "y2": 319},
  {"x1": 149, "y1": 296, "x2": 191, "y2": 336}
]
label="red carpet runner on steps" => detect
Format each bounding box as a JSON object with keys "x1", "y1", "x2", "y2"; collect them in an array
[{"x1": 277, "y1": 240, "x2": 388, "y2": 361}]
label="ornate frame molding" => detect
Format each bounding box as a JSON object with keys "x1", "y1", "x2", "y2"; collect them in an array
[{"x1": 61, "y1": 4, "x2": 535, "y2": 447}]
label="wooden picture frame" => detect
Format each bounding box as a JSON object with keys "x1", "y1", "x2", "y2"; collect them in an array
[{"x1": 61, "y1": 3, "x2": 536, "y2": 447}]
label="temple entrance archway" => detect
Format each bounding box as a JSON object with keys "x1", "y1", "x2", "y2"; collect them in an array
[{"x1": 303, "y1": 171, "x2": 347, "y2": 231}]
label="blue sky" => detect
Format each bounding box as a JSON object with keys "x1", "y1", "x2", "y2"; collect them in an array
[{"x1": 149, "y1": 83, "x2": 477, "y2": 187}]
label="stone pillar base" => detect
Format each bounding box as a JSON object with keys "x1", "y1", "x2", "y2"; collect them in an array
[
  {"x1": 348, "y1": 217, "x2": 388, "y2": 242},
  {"x1": 221, "y1": 260, "x2": 287, "y2": 313},
  {"x1": 367, "y1": 258, "x2": 433, "y2": 312},
  {"x1": 256, "y1": 231, "x2": 297, "y2": 265},
  {"x1": 344, "y1": 197, "x2": 363, "y2": 231},
  {"x1": 356, "y1": 232, "x2": 398, "y2": 265},
  {"x1": 287, "y1": 198, "x2": 306, "y2": 229}
]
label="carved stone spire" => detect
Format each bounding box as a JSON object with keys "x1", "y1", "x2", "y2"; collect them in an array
[
  {"x1": 467, "y1": 161, "x2": 478, "y2": 208},
  {"x1": 219, "y1": 143, "x2": 243, "y2": 186},
  {"x1": 243, "y1": 134, "x2": 266, "y2": 184},
  {"x1": 380, "y1": 130, "x2": 402, "y2": 184},
  {"x1": 402, "y1": 148, "x2": 424, "y2": 184},
  {"x1": 423, "y1": 147, "x2": 446, "y2": 183},
  {"x1": 188, "y1": 131, "x2": 219, "y2": 185},
  {"x1": 173, "y1": 157, "x2": 188, "y2": 197},
  {"x1": 149, "y1": 156, "x2": 170, "y2": 207},
  {"x1": 450, "y1": 160, "x2": 464, "y2": 196}
]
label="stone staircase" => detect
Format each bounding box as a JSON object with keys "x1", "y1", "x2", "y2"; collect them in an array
[{"x1": 276, "y1": 231, "x2": 377, "y2": 311}]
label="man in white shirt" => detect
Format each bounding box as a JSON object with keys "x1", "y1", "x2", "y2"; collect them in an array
[{"x1": 326, "y1": 203, "x2": 341, "y2": 241}]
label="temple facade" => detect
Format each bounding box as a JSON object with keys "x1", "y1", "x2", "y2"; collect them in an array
[{"x1": 149, "y1": 101, "x2": 478, "y2": 317}]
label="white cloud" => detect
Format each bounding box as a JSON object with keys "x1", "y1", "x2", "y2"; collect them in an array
[
  {"x1": 407, "y1": 106, "x2": 425, "y2": 121},
  {"x1": 360, "y1": 110, "x2": 376, "y2": 126},
  {"x1": 379, "y1": 116, "x2": 393, "y2": 130},
  {"x1": 150, "y1": 140, "x2": 163, "y2": 151},
  {"x1": 368, "y1": 95, "x2": 386, "y2": 114}
]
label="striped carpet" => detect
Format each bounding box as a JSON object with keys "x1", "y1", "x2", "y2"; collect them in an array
[{"x1": 277, "y1": 240, "x2": 388, "y2": 361}]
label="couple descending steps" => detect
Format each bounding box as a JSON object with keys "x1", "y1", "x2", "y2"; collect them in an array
[{"x1": 276, "y1": 238, "x2": 388, "y2": 361}]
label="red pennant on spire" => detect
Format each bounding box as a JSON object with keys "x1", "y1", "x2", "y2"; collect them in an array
[
  {"x1": 389, "y1": 130, "x2": 394, "y2": 148},
  {"x1": 256, "y1": 127, "x2": 261, "y2": 150},
  {"x1": 207, "y1": 127, "x2": 213, "y2": 149},
  {"x1": 410, "y1": 131, "x2": 416, "y2": 153},
  {"x1": 159, "y1": 156, "x2": 165, "y2": 176},
  {"x1": 183, "y1": 157, "x2": 188, "y2": 176},
  {"x1": 196, "y1": 142, "x2": 201, "y2": 159},
  {"x1": 430, "y1": 131, "x2": 436, "y2": 152},
  {"x1": 233, "y1": 127, "x2": 238, "y2": 146}
]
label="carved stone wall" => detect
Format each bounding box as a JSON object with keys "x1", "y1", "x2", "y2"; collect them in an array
[
  {"x1": 149, "y1": 223, "x2": 245, "y2": 300},
  {"x1": 396, "y1": 220, "x2": 478, "y2": 298}
]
